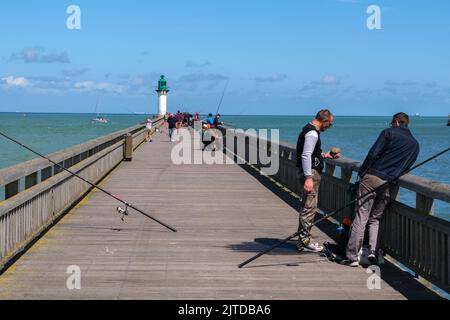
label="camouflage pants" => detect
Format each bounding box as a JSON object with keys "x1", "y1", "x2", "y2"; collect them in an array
[{"x1": 297, "y1": 169, "x2": 321, "y2": 248}]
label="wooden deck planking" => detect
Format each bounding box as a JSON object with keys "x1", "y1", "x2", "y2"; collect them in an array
[{"x1": 0, "y1": 129, "x2": 441, "y2": 300}]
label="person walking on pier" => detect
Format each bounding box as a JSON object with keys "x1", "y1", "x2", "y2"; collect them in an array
[
  {"x1": 176, "y1": 111, "x2": 183, "y2": 131},
  {"x1": 164, "y1": 112, "x2": 169, "y2": 128},
  {"x1": 144, "y1": 118, "x2": 153, "y2": 142},
  {"x1": 168, "y1": 114, "x2": 177, "y2": 142},
  {"x1": 296, "y1": 109, "x2": 340, "y2": 253},
  {"x1": 341, "y1": 112, "x2": 419, "y2": 267}
]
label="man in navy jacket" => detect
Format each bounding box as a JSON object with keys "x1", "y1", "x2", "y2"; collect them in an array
[{"x1": 341, "y1": 112, "x2": 420, "y2": 267}]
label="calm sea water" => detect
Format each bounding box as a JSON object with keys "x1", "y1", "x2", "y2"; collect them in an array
[
  {"x1": 1, "y1": 113, "x2": 449, "y2": 219},
  {"x1": 221, "y1": 115, "x2": 449, "y2": 220},
  {"x1": 0, "y1": 113, "x2": 146, "y2": 168}
]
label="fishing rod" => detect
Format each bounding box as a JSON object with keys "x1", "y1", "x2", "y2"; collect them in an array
[
  {"x1": 0, "y1": 131, "x2": 177, "y2": 233},
  {"x1": 238, "y1": 147, "x2": 449, "y2": 268},
  {"x1": 216, "y1": 80, "x2": 229, "y2": 115}
]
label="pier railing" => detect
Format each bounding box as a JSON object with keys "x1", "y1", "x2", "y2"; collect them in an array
[
  {"x1": 0, "y1": 117, "x2": 163, "y2": 268},
  {"x1": 220, "y1": 127, "x2": 450, "y2": 292}
]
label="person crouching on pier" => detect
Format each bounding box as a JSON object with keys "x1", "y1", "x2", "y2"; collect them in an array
[
  {"x1": 340, "y1": 112, "x2": 419, "y2": 267},
  {"x1": 213, "y1": 114, "x2": 224, "y2": 128},
  {"x1": 296, "y1": 109, "x2": 340, "y2": 253}
]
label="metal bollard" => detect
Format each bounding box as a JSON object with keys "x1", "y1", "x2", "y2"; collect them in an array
[{"x1": 124, "y1": 133, "x2": 133, "y2": 161}]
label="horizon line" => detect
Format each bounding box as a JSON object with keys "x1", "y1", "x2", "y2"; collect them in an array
[{"x1": 0, "y1": 111, "x2": 448, "y2": 118}]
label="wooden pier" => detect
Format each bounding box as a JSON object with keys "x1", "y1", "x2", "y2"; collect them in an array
[{"x1": 0, "y1": 123, "x2": 448, "y2": 299}]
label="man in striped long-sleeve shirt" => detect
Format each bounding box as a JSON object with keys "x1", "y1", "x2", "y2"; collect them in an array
[{"x1": 296, "y1": 109, "x2": 340, "y2": 252}]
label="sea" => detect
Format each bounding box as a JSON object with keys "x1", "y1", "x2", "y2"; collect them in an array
[{"x1": 0, "y1": 113, "x2": 449, "y2": 220}]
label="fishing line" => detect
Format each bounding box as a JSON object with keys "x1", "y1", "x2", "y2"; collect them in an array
[
  {"x1": 216, "y1": 80, "x2": 229, "y2": 116},
  {"x1": 238, "y1": 147, "x2": 449, "y2": 268},
  {"x1": 0, "y1": 131, "x2": 177, "y2": 232}
]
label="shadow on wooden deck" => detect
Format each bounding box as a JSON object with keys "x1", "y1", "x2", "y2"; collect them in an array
[
  {"x1": 227, "y1": 238, "x2": 298, "y2": 254},
  {"x1": 233, "y1": 163, "x2": 444, "y2": 300}
]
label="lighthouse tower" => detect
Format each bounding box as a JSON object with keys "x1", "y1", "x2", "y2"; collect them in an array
[{"x1": 156, "y1": 75, "x2": 169, "y2": 116}]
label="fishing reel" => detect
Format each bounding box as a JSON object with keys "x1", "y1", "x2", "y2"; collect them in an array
[{"x1": 116, "y1": 205, "x2": 129, "y2": 221}]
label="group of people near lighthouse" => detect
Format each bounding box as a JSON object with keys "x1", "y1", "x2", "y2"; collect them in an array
[
  {"x1": 165, "y1": 111, "x2": 191, "y2": 142},
  {"x1": 296, "y1": 109, "x2": 419, "y2": 267},
  {"x1": 164, "y1": 110, "x2": 224, "y2": 144}
]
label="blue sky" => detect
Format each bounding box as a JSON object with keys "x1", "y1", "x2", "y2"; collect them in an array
[{"x1": 0, "y1": 0, "x2": 449, "y2": 116}]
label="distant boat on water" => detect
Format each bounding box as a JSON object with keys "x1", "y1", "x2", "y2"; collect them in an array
[
  {"x1": 447, "y1": 115, "x2": 450, "y2": 126},
  {"x1": 92, "y1": 116, "x2": 109, "y2": 124},
  {"x1": 91, "y1": 95, "x2": 109, "y2": 124}
]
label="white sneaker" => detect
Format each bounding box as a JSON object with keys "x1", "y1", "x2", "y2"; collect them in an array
[
  {"x1": 298, "y1": 242, "x2": 324, "y2": 253},
  {"x1": 340, "y1": 259, "x2": 359, "y2": 267}
]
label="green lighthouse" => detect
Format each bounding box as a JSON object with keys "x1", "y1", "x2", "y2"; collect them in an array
[{"x1": 156, "y1": 75, "x2": 169, "y2": 115}]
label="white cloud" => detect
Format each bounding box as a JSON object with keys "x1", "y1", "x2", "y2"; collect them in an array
[
  {"x1": 300, "y1": 74, "x2": 342, "y2": 93},
  {"x1": 73, "y1": 80, "x2": 94, "y2": 89},
  {"x1": 1, "y1": 74, "x2": 129, "y2": 95},
  {"x1": 73, "y1": 81, "x2": 128, "y2": 94},
  {"x1": 1, "y1": 76, "x2": 30, "y2": 88},
  {"x1": 10, "y1": 47, "x2": 70, "y2": 64},
  {"x1": 320, "y1": 75, "x2": 340, "y2": 85}
]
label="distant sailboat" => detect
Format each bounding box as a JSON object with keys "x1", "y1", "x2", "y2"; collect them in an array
[
  {"x1": 92, "y1": 95, "x2": 108, "y2": 124},
  {"x1": 92, "y1": 116, "x2": 108, "y2": 124}
]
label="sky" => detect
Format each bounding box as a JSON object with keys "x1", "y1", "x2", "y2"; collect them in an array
[{"x1": 0, "y1": 0, "x2": 449, "y2": 116}]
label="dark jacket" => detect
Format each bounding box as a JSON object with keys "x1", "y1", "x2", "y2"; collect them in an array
[
  {"x1": 359, "y1": 127, "x2": 420, "y2": 181},
  {"x1": 296, "y1": 123, "x2": 324, "y2": 173},
  {"x1": 168, "y1": 117, "x2": 177, "y2": 129}
]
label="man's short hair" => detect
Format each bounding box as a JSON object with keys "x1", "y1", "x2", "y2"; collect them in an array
[
  {"x1": 315, "y1": 109, "x2": 333, "y2": 121},
  {"x1": 392, "y1": 112, "x2": 410, "y2": 127}
]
